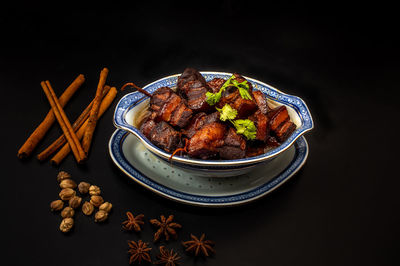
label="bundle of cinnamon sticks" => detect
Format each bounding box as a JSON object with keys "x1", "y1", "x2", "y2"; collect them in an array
[{"x1": 17, "y1": 68, "x2": 117, "y2": 165}]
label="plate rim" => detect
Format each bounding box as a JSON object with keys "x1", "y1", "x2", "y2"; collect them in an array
[{"x1": 108, "y1": 129, "x2": 309, "y2": 207}]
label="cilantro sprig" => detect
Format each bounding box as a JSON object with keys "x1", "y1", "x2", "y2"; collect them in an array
[
  {"x1": 215, "y1": 104, "x2": 257, "y2": 140},
  {"x1": 206, "y1": 75, "x2": 252, "y2": 106},
  {"x1": 232, "y1": 119, "x2": 257, "y2": 140},
  {"x1": 216, "y1": 104, "x2": 238, "y2": 121}
]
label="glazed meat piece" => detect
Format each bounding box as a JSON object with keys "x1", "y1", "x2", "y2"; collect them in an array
[
  {"x1": 249, "y1": 110, "x2": 269, "y2": 142},
  {"x1": 275, "y1": 120, "x2": 296, "y2": 142},
  {"x1": 177, "y1": 68, "x2": 212, "y2": 113},
  {"x1": 186, "y1": 85, "x2": 212, "y2": 112},
  {"x1": 252, "y1": 90, "x2": 268, "y2": 115},
  {"x1": 150, "y1": 87, "x2": 172, "y2": 113},
  {"x1": 219, "y1": 127, "x2": 246, "y2": 160},
  {"x1": 216, "y1": 74, "x2": 257, "y2": 118},
  {"x1": 268, "y1": 105, "x2": 290, "y2": 131},
  {"x1": 231, "y1": 95, "x2": 258, "y2": 119},
  {"x1": 159, "y1": 93, "x2": 182, "y2": 123},
  {"x1": 177, "y1": 67, "x2": 207, "y2": 90},
  {"x1": 148, "y1": 121, "x2": 180, "y2": 153},
  {"x1": 187, "y1": 122, "x2": 226, "y2": 159},
  {"x1": 149, "y1": 86, "x2": 192, "y2": 127},
  {"x1": 183, "y1": 112, "x2": 219, "y2": 138},
  {"x1": 140, "y1": 119, "x2": 156, "y2": 139},
  {"x1": 207, "y1": 77, "x2": 226, "y2": 93},
  {"x1": 170, "y1": 102, "x2": 193, "y2": 128}
]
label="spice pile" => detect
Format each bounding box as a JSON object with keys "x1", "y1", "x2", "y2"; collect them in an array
[
  {"x1": 17, "y1": 68, "x2": 117, "y2": 165},
  {"x1": 122, "y1": 211, "x2": 215, "y2": 265},
  {"x1": 50, "y1": 171, "x2": 113, "y2": 233}
]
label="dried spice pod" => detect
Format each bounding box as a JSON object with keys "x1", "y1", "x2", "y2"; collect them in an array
[
  {"x1": 69, "y1": 196, "x2": 82, "y2": 209},
  {"x1": 99, "y1": 202, "x2": 112, "y2": 213},
  {"x1": 57, "y1": 171, "x2": 71, "y2": 182},
  {"x1": 59, "y1": 188, "x2": 76, "y2": 201},
  {"x1": 50, "y1": 200, "x2": 64, "y2": 211},
  {"x1": 78, "y1": 181, "x2": 90, "y2": 194},
  {"x1": 90, "y1": 195, "x2": 104, "y2": 207},
  {"x1": 150, "y1": 215, "x2": 182, "y2": 242},
  {"x1": 94, "y1": 210, "x2": 108, "y2": 222},
  {"x1": 61, "y1": 206, "x2": 75, "y2": 218},
  {"x1": 82, "y1": 201, "x2": 95, "y2": 216},
  {"x1": 122, "y1": 212, "x2": 144, "y2": 232},
  {"x1": 60, "y1": 217, "x2": 74, "y2": 233},
  {"x1": 127, "y1": 240, "x2": 152, "y2": 264},
  {"x1": 155, "y1": 246, "x2": 181, "y2": 266},
  {"x1": 59, "y1": 179, "x2": 77, "y2": 189},
  {"x1": 182, "y1": 233, "x2": 215, "y2": 256},
  {"x1": 89, "y1": 185, "x2": 101, "y2": 196}
]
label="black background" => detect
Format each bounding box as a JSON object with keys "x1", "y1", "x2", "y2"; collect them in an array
[{"x1": 2, "y1": 1, "x2": 399, "y2": 265}]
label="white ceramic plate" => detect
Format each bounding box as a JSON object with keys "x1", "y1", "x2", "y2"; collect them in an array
[{"x1": 109, "y1": 129, "x2": 309, "y2": 207}]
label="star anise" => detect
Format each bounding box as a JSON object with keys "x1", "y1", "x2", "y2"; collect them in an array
[
  {"x1": 155, "y1": 246, "x2": 181, "y2": 266},
  {"x1": 182, "y1": 233, "x2": 215, "y2": 256},
  {"x1": 127, "y1": 239, "x2": 152, "y2": 264},
  {"x1": 149, "y1": 214, "x2": 182, "y2": 242},
  {"x1": 122, "y1": 211, "x2": 145, "y2": 232}
]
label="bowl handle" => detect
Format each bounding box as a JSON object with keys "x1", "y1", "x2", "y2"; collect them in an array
[{"x1": 113, "y1": 91, "x2": 145, "y2": 138}]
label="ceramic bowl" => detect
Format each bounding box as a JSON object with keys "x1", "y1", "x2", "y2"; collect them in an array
[{"x1": 113, "y1": 72, "x2": 313, "y2": 177}]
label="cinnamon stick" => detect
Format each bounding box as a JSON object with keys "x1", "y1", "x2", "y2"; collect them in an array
[
  {"x1": 82, "y1": 67, "x2": 109, "y2": 154},
  {"x1": 37, "y1": 85, "x2": 111, "y2": 161},
  {"x1": 51, "y1": 86, "x2": 117, "y2": 165},
  {"x1": 17, "y1": 74, "x2": 85, "y2": 159},
  {"x1": 41, "y1": 80, "x2": 86, "y2": 163}
]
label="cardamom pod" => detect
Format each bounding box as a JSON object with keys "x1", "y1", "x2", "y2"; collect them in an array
[
  {"x1": 69, "y1": 196, "x2": 82, "y2": 209},
  {"x1": 50, "y1": 200, "x2": 64, "y2": 211},
  {"x1": 99, "y1": 202, "x2": 113, "y2": 213},
  {"x1": 60, "y1": 217, "x2": 74, "y2": 233},
  {"x1": 61, "y1": 206, "x2": 75, "y2": 218},
  {"x1": 59, "y1": 188, "x2": 76, "y2": 201},
  {"x1": 57, "y1": 171, "x2": 72, "y2": 182},
  {"x1": 90, "y1": 195, "x2": 104, "y2": 207},
  {"x1": 78, "y1": 182, "x2": 91, "y2": 194},
  {"x1": 89, "y1": 185, "x2": 101, "y2": 196},
  {"x1": 59, "y1": 179, "x2": 77, "y2": 189},
  {"x1": 82, "y1": 201, "x2": 94, "y2": 216},
  {"x1": 94, "y1": 210, "x2": 108, "y2": 222}
]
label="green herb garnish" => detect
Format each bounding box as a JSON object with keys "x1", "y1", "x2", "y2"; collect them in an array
[
  {"x1": 205, "y1": 75, "x2": 252, "y2": 105},
  {"x1": 232, "y1": 119, "x2": 257, "y2": 140},
  {"x1": 215, "y1": 104, "x2": 256, "y2": 140},
  {"x1": 205, "y1": 91, "x2": 222, "y2": 106},
  {"x1": 231, "y1": 79, "x2": 252, "y2": 100},
  {"x1": 216, "y1": 104, "x2": 238, "y2": 121}
]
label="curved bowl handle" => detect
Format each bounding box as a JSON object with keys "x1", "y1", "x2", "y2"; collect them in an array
[{"x1": 113, "y1": 91, "x2": 144, "y2": 138}]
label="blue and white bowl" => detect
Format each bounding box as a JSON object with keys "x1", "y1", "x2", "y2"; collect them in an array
[{"x1": 113, "y1": 72, "x2": 314, "y2": 177}]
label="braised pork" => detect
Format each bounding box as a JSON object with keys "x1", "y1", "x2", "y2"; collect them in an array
[
  {"x1": 207, "y1": 78, "x2": 226, "y2": 93},
  {"x1": 148, "y1": 121, "x2": 180, "y2": 153},
  {"x1": 183, "y1": 112, "x2": 219, "y2": 139},
  {"x1": 137, "y1": 68, "x2": 297, "y2": 159},
  {"x1": 187, "y1": 122, "x2": 226, "y2": 159},
  {"x1": 177, "y1": 68, "x2": 212, "y2": 113},
  {"x1": 219, "y1": 127, "x2": 246, "y2": 160},
  {"x1": 252, "y1": 90, "x2": 268, "y2": 115},
  {"x1": 249, "y1": 110, "x2": 269, "y2": 142},
  {"x1": 149, "y1": 86, "x2": 193, "y2": 128},
  {"x1": 275, "y1": 120, "x2": 296, "y2": 142},
  {"x1": 216, "y1": 74, "x2": 257, "y2": 118},
  {"x1": 268, "y1": 105, "x2": 289, "y2": 131}
]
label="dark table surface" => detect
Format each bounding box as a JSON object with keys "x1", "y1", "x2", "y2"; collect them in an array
[{"x1": 2, "y1": 2, "x2": 399, "y2": 266}]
